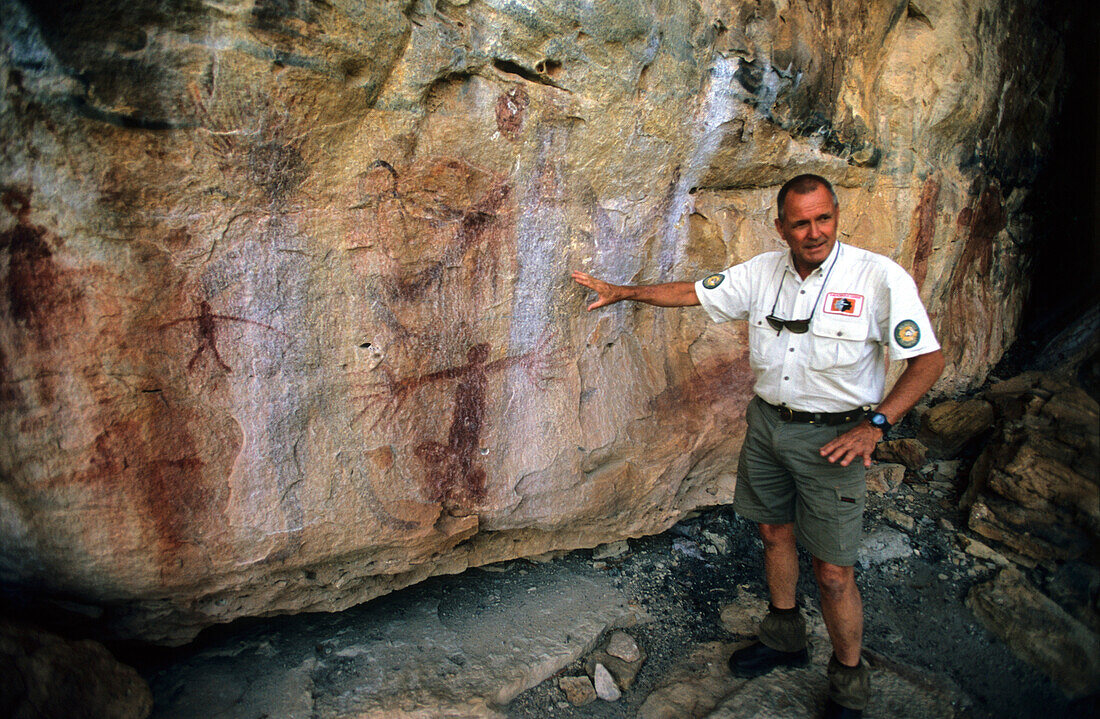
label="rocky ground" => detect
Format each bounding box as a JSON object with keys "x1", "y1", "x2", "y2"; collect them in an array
[{"x1": 504, "y1": 494, "x2": 1082, "y2": 718}]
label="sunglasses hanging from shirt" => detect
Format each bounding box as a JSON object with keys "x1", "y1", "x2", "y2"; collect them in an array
[{"x1": 766, "y1": 244, "x2": 841, "y2": 334}]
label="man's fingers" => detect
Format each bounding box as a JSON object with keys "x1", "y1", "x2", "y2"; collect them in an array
[{"x1": 573, "y1": 270, "x2": 618, "y2": 311}]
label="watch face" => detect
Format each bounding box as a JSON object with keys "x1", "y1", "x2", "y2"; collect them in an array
[{"x1": 870, "y1": 413, "x2": 888, "y2": 427}]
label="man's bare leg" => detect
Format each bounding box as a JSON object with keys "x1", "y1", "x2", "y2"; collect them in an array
[
  {"x1": 812, "y1": 557, "x2": 862, "y2": 665},
  {"x1": 760, "y1": 522, "x2": 799, "y2": 609},
  {"x1": 729, "y1": 522, "x2": 809, "y2": 676}
]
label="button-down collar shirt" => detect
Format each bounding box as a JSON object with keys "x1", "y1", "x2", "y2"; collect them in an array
[{"x1": 694, "y1": 241, "x2": 940, "y2": 412}]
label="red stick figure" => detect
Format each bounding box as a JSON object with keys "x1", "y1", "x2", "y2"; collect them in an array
[
  {"x1": 356, "y1": 336, "x2": 560, "y2": 513},
  {"x1": 158, "y1": 300, "x2": 286, "y2": 373}
]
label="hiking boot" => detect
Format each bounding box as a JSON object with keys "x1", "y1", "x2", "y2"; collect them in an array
[
  {"x1": 824, "y1": 654, "x2": 870, "y2": 717},
  {"x1": 727, "y1": 641, "x2": 810, "y2": 677}
]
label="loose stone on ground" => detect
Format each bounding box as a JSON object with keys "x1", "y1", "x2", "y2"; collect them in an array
[
  {"x1": 605, "y1": 631, "x2": 641, "y2": 662},
  {"x1": 593, "y1": 663, "x2": 621, "y2": 701},
  {"x1": 558, "y1": 676, "x2": 596, "y2": 706},
  {"x1": 866, "y1": 462, "x2": 906, "y2": 494},
  {"x1": 858, "y1": 527, "x2": 914, "y2": 568}
]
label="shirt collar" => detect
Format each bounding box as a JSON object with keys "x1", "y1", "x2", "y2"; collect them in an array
[{"x1": 783, "y1": 239, "x2": 843, "y2": 279}]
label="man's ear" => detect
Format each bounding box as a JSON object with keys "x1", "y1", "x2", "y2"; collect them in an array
[{"x1": 774, "y1": 216, "x2": 783, "y2": 235}]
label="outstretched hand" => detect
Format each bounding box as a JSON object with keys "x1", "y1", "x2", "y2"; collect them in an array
[
  {"x1": 819, "y1": 421, "x2": 882, "y2": 468},
  {"x1": 571, "y1": 271, "x2": 623, "y2": 311}
]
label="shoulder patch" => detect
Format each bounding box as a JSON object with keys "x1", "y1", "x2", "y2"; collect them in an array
[
  {"x1": 702, "y1": 273, "x2": 725, "y2": 290},
  {"x1": 894, "y1": 319, "x2": 921, "y2": 348}
]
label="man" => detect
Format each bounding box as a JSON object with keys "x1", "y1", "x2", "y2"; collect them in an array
[{"x1": 572, "y1": 174, "x2": 944, "y2": 718}]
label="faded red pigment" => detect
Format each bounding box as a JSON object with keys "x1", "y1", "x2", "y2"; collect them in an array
[
  {"x1": 495, "y1": 86, "x2": 529, "y2": 140},
  {"x1": 954, "y1": 182, "x2": 1006, "y2": 280},
  {"x1": 1, "y1": 190, "x2": 72, "y2": 348},
  {"x1": 394, "y1": 179, "x2": 512, "y2": 301},
  {"x1": 649, "y1": 351, "x2": 756, "y2": 437},
  {"x1": 81, "y1": 394, "x2": 237, "y2": 580},
  {"x1": 361, "y1": 339, "x2": 559, "y2": 516},
  {"x1": 909, "y1": 177, "x2": 940, "y2": 290}
]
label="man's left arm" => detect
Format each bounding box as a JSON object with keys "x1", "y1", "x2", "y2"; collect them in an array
[{"x1": 819, "y1": 349, "x2": 945, "y2": 468}]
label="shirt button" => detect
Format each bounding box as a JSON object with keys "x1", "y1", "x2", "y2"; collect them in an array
[
  {"x1": 837, "y1": 331, "x2": 844, "y2": 337},
  {"x1": 789, "y1": 347, "x2": 795, "y2": 352},
  {"x1": 783, "y1": 376, "x2": 789, "y2": 380},
  {"x1": 800, "y1": 290, "x2": 806, "y2": 295}
]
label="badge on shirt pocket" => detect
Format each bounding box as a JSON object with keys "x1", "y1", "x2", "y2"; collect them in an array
[{"x1": 823, "y1": 292, "x2": 864, "y2": 317}]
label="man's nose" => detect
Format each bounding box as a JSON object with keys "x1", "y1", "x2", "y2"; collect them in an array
[{"x1": 808, "y1": 221, "x2": 821, "y2": 239}]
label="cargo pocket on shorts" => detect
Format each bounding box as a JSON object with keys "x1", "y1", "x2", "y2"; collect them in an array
[{"x1": 832, "y1": 480, "x2": 867, "y2": 561}]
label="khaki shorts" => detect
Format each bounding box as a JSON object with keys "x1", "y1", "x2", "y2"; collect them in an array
[{"x1": 733, "y1": 396, "x2": 867, "y2": 566}]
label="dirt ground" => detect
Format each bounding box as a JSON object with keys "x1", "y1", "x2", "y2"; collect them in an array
[{"x1": 503, "y1": 478, "x2": 1095, "y2": 718}]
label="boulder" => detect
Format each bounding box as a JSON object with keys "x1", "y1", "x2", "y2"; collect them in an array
[
  {"x1": 967, "y1": 568, "x2": 1100, "y2": 699},
  {"x1": 585, "y1": 636, "x2": 647, "y2": 693},
  {"x1": 0, "y1": 620, "x2": 152, "y2": 719},
  {"x1": 919, "y1": 399, "x2": 996, "y2": 458},
  {"x1": 967, "y1": 494, "x2": 1087, "y2": 563},
  {"x1": 866, "y1": 463, "x2": 906, "y2": 494},
  {"x1": 148, "y1": 563, "x2": 644, "y2": 719},
  {"x1": 883, "y1": 507, "x2": 916, "y2": 533},
  {"x1": 960, "y1": 374, "x2": 1099, "y2": 566},
  {"x1": 989, "y1": 443, "x2": 1098, "y2": 527},
  {"x1": 0, "y1": 0, "x2": 1071, "y2": 641},
  {"x1": 873, "y1": 439, "x2": 929, "y2": 471},
  {"x1": 605, "y1": 630, "x2": 642, "y2": 662}
]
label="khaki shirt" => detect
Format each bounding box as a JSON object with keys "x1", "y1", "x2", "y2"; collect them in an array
[{"x1": 695, "y1": 241, "x2": 940, "y2": 412}]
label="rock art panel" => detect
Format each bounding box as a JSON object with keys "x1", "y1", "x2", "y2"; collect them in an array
[{"x1": 0, "y1": 0, "x2": 1072, "y2": 641}]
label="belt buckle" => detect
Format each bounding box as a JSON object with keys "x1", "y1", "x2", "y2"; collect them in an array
[{"x1": 777, "y1": 406, "x2": 793, "y2": 421}]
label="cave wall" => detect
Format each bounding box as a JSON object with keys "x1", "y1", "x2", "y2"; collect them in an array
[{"x1": 0, "y1": 0, "x2": 1069, "y2": 643}]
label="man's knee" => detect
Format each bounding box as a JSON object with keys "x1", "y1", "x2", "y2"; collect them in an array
[
  {"x1": 813, "y1": 559, "x2": 855, "y2": 597},
  {"x1": 759, "y1": 522, "x2": 796, "y2": 549}
]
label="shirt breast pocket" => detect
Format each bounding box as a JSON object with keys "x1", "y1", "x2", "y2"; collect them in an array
[
  {"x1": 809, "y1": 316, "x2": 870, "y2": 373},
  {"x1": 748, "y1": 312, "x2": 780, "y2": 372}
]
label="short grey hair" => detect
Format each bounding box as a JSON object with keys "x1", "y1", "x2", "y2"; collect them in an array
[{"x1": 777, "y1": 174, "x2": 838, "y2": 223}]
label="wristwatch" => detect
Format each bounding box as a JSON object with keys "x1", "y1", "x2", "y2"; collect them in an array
[{"x1": 866, "y1": 410, "x2": 892, "y2": 436}]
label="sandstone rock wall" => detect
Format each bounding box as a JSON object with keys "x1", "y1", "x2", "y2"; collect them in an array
[{"x1": 0, "y1": 0, "x2": 1068, "y2": 642}]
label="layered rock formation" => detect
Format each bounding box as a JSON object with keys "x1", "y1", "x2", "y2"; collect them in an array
[{"x1": 0, "y1": 0, "x2": 1070, "y2": 642}]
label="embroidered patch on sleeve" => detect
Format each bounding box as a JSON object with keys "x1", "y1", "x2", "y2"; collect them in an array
[
  {"x1": 702, "y1": 273, "x2": 725, "y2": 290},
  {"x1": 894, "y1": 319, "x2": 921, "y2": 348},
  {"x1": 823, "y1": 292, "x2": 864, "y2": 317}
]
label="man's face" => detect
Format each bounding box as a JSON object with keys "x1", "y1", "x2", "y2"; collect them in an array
[{"x1": 774, "y1": 185, "x2": 839, "y2": 276}]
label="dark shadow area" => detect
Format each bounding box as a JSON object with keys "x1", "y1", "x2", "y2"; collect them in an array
[{"x1": 996, "y1": 0, "x2": 1100, "y2": 392}]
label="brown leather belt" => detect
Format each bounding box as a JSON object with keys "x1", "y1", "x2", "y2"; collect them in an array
[{"x1": 759, "y1": 398, "x2": 866, "y2": 426}]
